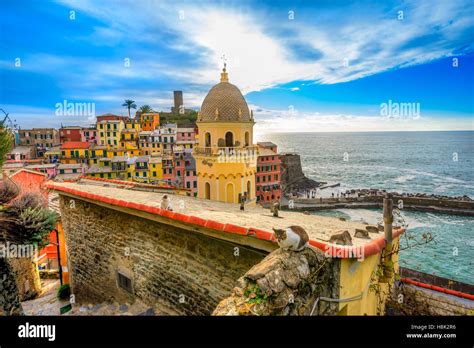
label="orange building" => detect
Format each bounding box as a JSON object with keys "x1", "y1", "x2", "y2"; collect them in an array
[
  {"x1": 140, "y1": 112, "x2": 160, "y2": 131},
  {"x1": 8, "y1": 168, "x2": 69, "y2": 284},
  {"x1": 8, "y1": 168, "x2": 48, "y2": 199}
]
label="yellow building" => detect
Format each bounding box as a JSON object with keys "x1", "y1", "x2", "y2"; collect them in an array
[
  {"x1": 88, "y1": 144, "x2": 107, "y2": 166},
  {"x1": 60, "y1": 141, "x2": 91, "y2": 164},
  {"x1": 193, "y1": 67, "x2": 257, "y2": 204},
  {"x1": 97, "y1": 119, "x2": 125, "y2": 149},
  {"x1": 149, "y1": 156, "x2": 163, "y2": 182},
  {"x1": 121, "y1": 120, "x2": 141, "y2": 150},
  {"x1": 87, "y1": 155, "x2": 135, "y2": 180}
]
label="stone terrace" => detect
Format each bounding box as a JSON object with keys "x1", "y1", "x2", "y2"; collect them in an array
[{"x1": 47, "y1": 179, "x2": 384, "y2": 251}]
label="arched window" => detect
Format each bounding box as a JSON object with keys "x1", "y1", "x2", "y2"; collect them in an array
[
  {"x1": 225, "y1": 131, "x2": 233, "y2": 147},
  {"x1": 245, "y1": 131, "x2": 250, "y2": 146},
  {"x1": 205, "y1": 132, "x2": 211, "y2": 147},
  {"x1": 205, "y1": 182, "x2": 211, "y2": 200}
]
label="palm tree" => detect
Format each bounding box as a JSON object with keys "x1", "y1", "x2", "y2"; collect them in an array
[
  {"x1": 139, "y1": 105, "x2": 153, "y2": 114},
  {"x1": 122, "y1": 99, "x2": 137, "y2": 118}
]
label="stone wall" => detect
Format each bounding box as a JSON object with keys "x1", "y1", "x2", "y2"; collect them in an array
[
  {"x1": 59, "y1": 195, "x2": 266, "y2": 315},
  {"x1": 0, "y1": 257, "x2": 23, "y2": 315},
  {"x1": 10, "y1": 257, "x2": 42, "y2": 301},
  {"x1": 213, "y1": 247, "x2": 340, "y2": 316},
  {"x1": 387, "y1": 281, "x2": 474, "y2": 315}
]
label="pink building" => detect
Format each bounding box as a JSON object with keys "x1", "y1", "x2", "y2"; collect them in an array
[
  {"x1": 6, "y1": 146, "x2": 36, "y2": 161},
  {"x1": 176, "y1": 126, "x2": 197, "y2": 151},
  {"x1": 162, "y1": 158, "x2": 175, "y2": 185},
  {"x1": 80, "y1": 127, "x2": 98, "y2": 144},
  {"x1": 56, "y1": 163, "x2": 87, "y2": 181},
  {"x1": 25, "y1": 163, "x2": 58, "y2": 179}
]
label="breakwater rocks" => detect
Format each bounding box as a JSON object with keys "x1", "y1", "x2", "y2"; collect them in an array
[
  {"x1": 344, "y1": 188, "x2": 472, "y2": 202},
  {"x1": 287, "y1": 189, "x2": 474, "y2": 216},
  {"x1": 280, "y1": 153, "x2": 324, "y2": 194}
]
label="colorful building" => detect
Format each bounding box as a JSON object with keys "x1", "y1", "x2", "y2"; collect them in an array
[
  {"x1": 138, "y1": 130, "x2": 162, "y2": 156},
  {"x1": 140, "y1": 112, "x2": 160, "y2": 131},
  {"x1": 56, "y1": 163, "x2": 87, "y2": 181},
  {"x1": 25, "y1": 163, "x2": 58, "y2": 179},
  {"x1": 149, "y1": 156, "x2": 163, "y2": 183},
  {"x1": 18, "y1": 128, "x2": 59, "y2": 157},
  {"x1": 160, "y1": 123, "x2": 177, "y2": 153},
  {"x1": 134, "y1": 156, "x2": 151, "y2": 182},
  {"x1": 6, "y1": 146, "x2": 36, "y2": 161},
  {"x1": 194, "y1": 67, "x2": 257, "y2": 204},
  {"x1": 97, "y1": 119, "x2": 125, "y2": 148},
  {"x1": 44, "y1": 146, "x2": 61, "y2": 163},
  {"x1": 60, "y1": 141, "x2": 92, "y2": 164},
  {"x1": 177, "y1": 126, "x2": 197, "y2": 151},
  {"x1": 80, "y1": 127, "x2": 98, "y2": 143},
  {"x1": 59, "y1": 126, "x2": 82, "y2": 143},
  {"x1": 256, "y1": 142, "x2": 281, "y2": 204}
]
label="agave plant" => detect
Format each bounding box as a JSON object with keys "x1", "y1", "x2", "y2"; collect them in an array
[{"x1": 0, "y1": 187, "x2": 57, "y2": 315}]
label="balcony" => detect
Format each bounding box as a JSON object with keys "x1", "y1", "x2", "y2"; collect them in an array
[{"x1": 193, "y1": 146, "x2": 258, "y2": 157}]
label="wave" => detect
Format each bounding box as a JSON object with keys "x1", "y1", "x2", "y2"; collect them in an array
[{"x1": 393, "y1": 174, "x2": 416, "y2": 183}]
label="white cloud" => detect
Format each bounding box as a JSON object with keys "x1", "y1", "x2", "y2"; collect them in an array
[
  {"x1": 56, "y1": 0, "x2": 473, "y2": 94},
  {"x1": 252, "y1": 106, "x2": 473, "y2": 133}
]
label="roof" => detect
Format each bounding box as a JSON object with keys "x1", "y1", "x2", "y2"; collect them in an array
[
  {"x1": 258, "y1": 142, "x2": 277, "y2": 148},
  {"x1": 136, "y1": 156, "x2": 150, "y2": 163},
  {"x1": 87, "y1": 165, "x2": 113, "y2": 174},
  {"x1": 258, "y1": 148, "x2": 277, "y2": 157},
  {"x1": 44, "y1": 147, "x2": 61, "y2": 154},
  {"x1": 25, "y1": 164, "x2": 57, "y2": 169},
  {"x1": 2, "y1": 162, "x2": 26, "y2": 169},
  {"x1": 8, "y1": 146, "x2": 34, "y2": 155},
  {"x1": 110, "y1": 156, "x2": 128, "y2": 163},
  {"x1": 199, "y1": 72, "x2": 251, "y2": 122},
  {"x1": 177, "y1": 128, "x2": 195, "y2": 132},
  {"x1": 54, "y1": 173, "x2": 83, "y2": 181},
  {"x1": 60, "y1": 126, "x2": 82, "y2": 129},
  {"x1": 46, "y1": 180, "x2": 405, "y2": 258},
  {"x1": 61, "y1": 141, "x2": 91, "y2": 150},
  {"x1": 9, "y1": 168, "x2": 48, "y2": 179},
  {"x1": 58, "y1": 163, "x2": 85, "y2": 169}
]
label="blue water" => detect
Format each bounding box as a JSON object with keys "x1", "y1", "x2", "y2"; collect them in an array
[{"x1": 256, "y1": 131, "x2": 474, "y2": 285}]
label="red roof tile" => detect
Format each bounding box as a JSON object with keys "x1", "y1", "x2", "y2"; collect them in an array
[{"x1": 61, "y1": 141, "x2": 92, "y2": 150}]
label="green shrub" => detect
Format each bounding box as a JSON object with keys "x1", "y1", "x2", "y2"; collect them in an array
[{"x1": 57, "y1": 284, "x2": 71, "y2": 300}]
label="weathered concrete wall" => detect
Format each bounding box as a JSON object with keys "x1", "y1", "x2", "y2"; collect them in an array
[
  {"x1": 59, "y1": 195, "x2": 266, "y2": 315},
  {"x1": 387, "y1": 282, "x2": 474, "y2": 315},
  {"x1": 213, "y1": 247, "x2": 340, "y2": 316},
  {"x1": 10, "y1": 257, "x2": 42, "y2": 301}
]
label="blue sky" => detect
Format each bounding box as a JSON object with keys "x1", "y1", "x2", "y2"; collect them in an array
[{"x1": 0, "y1": 0, "x2": 473, "y2": 132}]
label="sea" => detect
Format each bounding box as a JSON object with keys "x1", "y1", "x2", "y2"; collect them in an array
[{"x1": 255, "y1": 131, "x2": 474, "y2": 285}]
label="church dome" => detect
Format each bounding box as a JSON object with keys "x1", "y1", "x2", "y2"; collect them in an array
[{"x1": 199, "y1": 69, "x2": 252, "y2": 122}]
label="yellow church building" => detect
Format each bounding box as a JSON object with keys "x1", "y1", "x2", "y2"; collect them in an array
[{"x1": 194, "y1": 67, "x2": 257, "y2": 204}]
